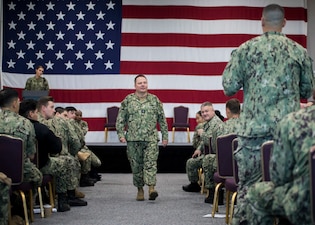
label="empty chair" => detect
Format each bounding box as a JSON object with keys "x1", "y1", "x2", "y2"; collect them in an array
[
  {"x1": 172, "y1": 106, "x2": 190, "y2": 143},
  {"x1": 211, "y1": 133, "x2": 237, "y2": 218},
  {"x1": 104, "y1": 106, "x2": 120, "y2": 142},
  {"x1": 0, "y1": 134, "x2": 33, "y2": 225}
]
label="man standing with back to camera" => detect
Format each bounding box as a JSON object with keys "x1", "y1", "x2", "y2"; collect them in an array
[
  {"x1": 116, "y1": 74, "x2": 168, "y2": 201},
  {"x1": 222, "y1": 4, "x2": 314, "y2": 225}
]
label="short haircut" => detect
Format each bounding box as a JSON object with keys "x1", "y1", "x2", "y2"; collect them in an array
[
  {"x1": 196, "y1": 110, "x2": 202, "y2": 116},
  {"x1": 55, "y1": 107, "x2": 65, "y2": 114},
  {"x1": 262, "y1": 4, "x2": 285, "y2": 27},
  {"x1": 226, "y1": 98, "x2": 241, "y2": 115},
  {"x1": 201, "y1": 101, "x2": 213, "y2": 108},
  {"x1": 36, "y1": 65, "x2": 44, "y2": 70},
  {"x1": 65, "y1": 106, "x2": 77, "y2": 112},
  {"x1": 37, "y1": 96, "x2": 54, "y2": 110},
  {"x1": 134, "y1": 74, "x2": 147, "y2": 84},
  {"x1": 0, "y1": 88, "x2": 19, "y2": 108},
  {"x1": 19, "y1": 99, "x2": 37, "y2": 118}
]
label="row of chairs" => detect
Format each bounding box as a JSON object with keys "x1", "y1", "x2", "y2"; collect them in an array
[
  {"x1": 104, "y1": 105, "x2": 191, "y2": 143},
  {"x1": 211, "y1": 134, "x2": 315, "y2": 225},
  {"x1": 210, "y1": 135, "x2": 274, "y2": 224},
  {"x1": 0, "y1": 134, "x2": 54, "y2": 225}
]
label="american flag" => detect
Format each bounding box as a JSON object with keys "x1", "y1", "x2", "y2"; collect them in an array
[{"x1": 1, "y1": 0, "x2": 308, "y2": 142}]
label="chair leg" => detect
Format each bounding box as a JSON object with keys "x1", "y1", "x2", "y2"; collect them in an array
[
  {"x1": 29, "y1": 190, "x2": 34, "y2": 222},
  {"x1": 212, "y1": 183, "x2": 223, "y2": 218},
  {"x1": 186, "y1": 128, "x2": 190, "y2": 143},
  {"x1": 172, "y1": 127, "x2": 175, "y2": 143},
  {"x1": 18, "y1": 190, "x2": 30, "y2": 225},
  {"x1": 225, "y1": 190, "x2": 231, "y2": 224},
  {"x1": 200, "y1": 173, "x2": 205, "y2": 194},
  {"x1": 229, "y1": 192, "x2": 237, "y2": 225},
  {"x1": 38, "y1": 187, "x2": 44, "y2": 218},
  {"x1": 104, "y1": 128, "x2": 108, "y2": 143},
  {"x1": 47, "y1": 181, "x2": 55, "y2": 208}
]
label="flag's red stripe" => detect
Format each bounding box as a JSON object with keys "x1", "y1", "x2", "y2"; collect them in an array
[
  {"x1": 13, "y1": 88, "x2": 243, "y2": 104},
  {"x1": 122, "y1": 34, "x2": 258, "y2": 47},
  {"x1": 50, "y1": 89, "x2": 243, "y2": 104},
  {"x1": 85, "y1": 117, "x2": 198, "y2": 132},
  {"x1": 120, "y1": 61, "x2": 227, "y2": 75},
  {"x1": 123, "y1": 6, "x2": 307, "y2": 21},
  {"x1": 122, "y1": 33, "x2": 306, "y2": 48}
]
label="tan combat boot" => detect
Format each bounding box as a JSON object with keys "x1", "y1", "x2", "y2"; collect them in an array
[
  {"x1": 136, "y1": 187, "x2": 144, "y2": 201},
  {"x1": 148, "y1": 186, "x2": 158, "y2": 200}
]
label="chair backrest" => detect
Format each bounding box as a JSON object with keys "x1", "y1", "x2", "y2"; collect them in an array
[
  {"x1": 232, "y1": 138, "x2": 239, "y2": 183},
  {"x1": 261, "y1": 140, "x2": 274, "y2": 181},
  {"x1": 173, "y1": 106, "x2": 189, "y2": 126},
  {"x1": 310, "y1": 146, "x2": 315, "y2": 225},
  {"x1": 105, "y1": 106, "x2": 120, "y2": 126},
  {"x1": 216, "y1": 133, "x2": 237, "y2": 178},
  {"x1": 0, "y1": 134, "x2": 24, "y2": 185}
]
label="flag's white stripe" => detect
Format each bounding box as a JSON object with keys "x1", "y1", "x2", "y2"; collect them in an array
[
  {"x1": 54, "y1": 102, "x2": 228, "y2": 119},
  {"x1": 123, "y1": 0, "x2": 306, "y2": 8},
  {"x1": 3, "y1": 73, "x2": 223, "y2": 90},
  {"x1": 121, "y1": 47, "x2": 236, "y2": 62},
  {"x1": 122, "y1": 19, "x2": 307, "y2": 36}
]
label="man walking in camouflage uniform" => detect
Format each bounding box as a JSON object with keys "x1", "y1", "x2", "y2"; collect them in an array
[
  {"x1": 116, "y1": 74, "x2": 168, "y2": 201},
  {"x1": 247, "y1": 103, "x2": 315, "y2": 225},
  {"x1": 25, "y1": 65, "x2": 49, "y2": 91},
  {"x1": 222, "y1": 4, "x2": 314, "y2": 225},
  {"x1": 0, "y1": 89, "x2": 42, "y2": 187},
  {"x1": 182, "y1": 102, "x2": 224, "y2": 193},
  {"x1": 202, "y1": 98, "x2": 240, "y2": 204}
]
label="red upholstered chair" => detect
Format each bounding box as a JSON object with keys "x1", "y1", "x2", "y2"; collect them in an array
[
  {"x1": 0, "y1": 134, "x2": 33, "y2": 225},
  {"x1": 211, "y1": 134, "x2": 237, "y2": 219},
  {"x1": 104, "y1": 106, "x2": 120, "y2": 142},
  {"x1": 172, "y1": 106, "x2": 190, "y2": 143}
]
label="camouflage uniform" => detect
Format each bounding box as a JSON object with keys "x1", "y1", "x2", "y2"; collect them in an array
[
  {"x1": 38, "y1": 114, "x2": 81, "y2": 189},
  {"x1": 0, "y1": 110, "x2": 42, "y2": 186},
  {"x1": 247, "y1": 106, "x2": 315, "y2": 225},
  {"x1": 192, "y1": 122, "x2": 204, "y2": 149},
  {"x1": 70, "y1": 119, "x2": 101, "y2": 174},
  {"x1": 116, "y1": 93, "x2": 168, "y2": 187},
  {"x1": 202, "y1": 117, "x2": 239, "y2": 189},
  {"x1": 0, "y1": 175, "x2": 10, "y2": 225},
  {"x1": 75, "y1": 119, "x2": 89, "y2": 136},
  {"x1": 25, "y1": 76, "x2": 49, "y2": 91},
  {"x1": 222, "y1": 31, "x2": 314, "y2": 225},
  {"x1": 186, "y1": 116, "x2": 223, "y2": 184},
  {"x1": 30, "y1": 119, "x2": 76, "y2": 194}
]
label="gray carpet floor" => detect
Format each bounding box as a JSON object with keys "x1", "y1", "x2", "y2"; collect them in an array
[{"x1": 32, "y1": 173, "x2": 228, "y2": 225}]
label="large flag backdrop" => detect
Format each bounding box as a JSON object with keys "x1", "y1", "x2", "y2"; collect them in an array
[{"x1": 0, "y1": 0, "x2": 308, "y2": 143}]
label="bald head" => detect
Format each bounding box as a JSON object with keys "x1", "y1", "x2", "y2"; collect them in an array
[{"x1": 262, "y1": 4, "x2": 286, "y2": 32}]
